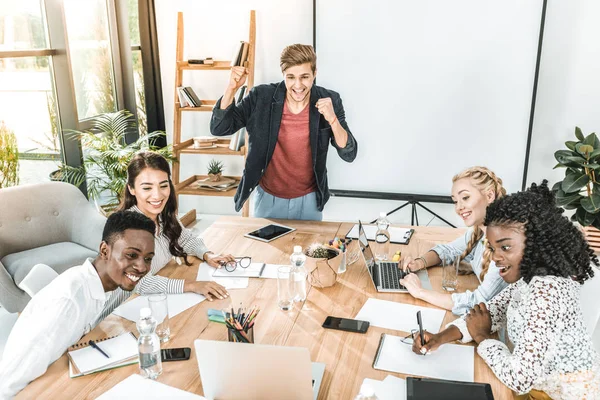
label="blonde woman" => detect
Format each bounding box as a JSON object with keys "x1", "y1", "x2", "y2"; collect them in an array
[{"x1": 400, "y1": 166, "x2": 508, "y2": 315}]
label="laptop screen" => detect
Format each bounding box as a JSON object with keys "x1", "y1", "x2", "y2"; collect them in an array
[{"x1": 358, "y1": 221, "x2": 380, "y2": 287}]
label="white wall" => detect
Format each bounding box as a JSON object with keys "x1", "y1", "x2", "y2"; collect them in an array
[
  {"x1": 156, "y1": 0, "x2": 600, "y2": 228},
  {"x1": 527, "y1": 0, "x2": 600, "y2": 188}
]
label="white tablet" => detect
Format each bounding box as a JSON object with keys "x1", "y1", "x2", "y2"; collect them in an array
[{"x1": 244, "y1": 223, "x2": 296, "y2": 243}]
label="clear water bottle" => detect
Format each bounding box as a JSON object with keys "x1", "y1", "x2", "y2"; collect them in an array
[
  {"x1": 137, "y1": 307, "x2": 162, "y2": 379},
  {"x1": 353, "y1": 382, "x2": 379, "y2": 400},
  {"x1": 290, "y1": 245, "x2": 307, "y2": 302},
  {"x1": 375, "y1": 212, "x2": 390, "y2": 261}
]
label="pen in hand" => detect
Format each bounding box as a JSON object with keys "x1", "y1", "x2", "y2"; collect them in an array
[
  {"x1": 417, "y1": 311, "x2": 426, "y2": 353},
  {"x1": 89, "y1": 340, "x2": 111, "y2": 358}
]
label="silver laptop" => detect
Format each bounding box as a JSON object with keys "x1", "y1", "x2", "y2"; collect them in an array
[
  {"x1": 358, "y1": 221, "x2": 432, "y2": 293},
  {"x1": 195, "y1": 339, "x2": 324, "y2": 400}
]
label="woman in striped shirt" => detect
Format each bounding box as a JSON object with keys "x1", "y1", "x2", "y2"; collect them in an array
[{"x1": 93, "y1": 152, "x2": 234, "y2": 326}]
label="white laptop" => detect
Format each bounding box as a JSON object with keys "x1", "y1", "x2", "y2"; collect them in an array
[
  {"x1": 194, "y1": 340, "x2": 325, "y2": 400},
  {"x1": 358, "y1": 221, "x2": 432, "y2": 293}
]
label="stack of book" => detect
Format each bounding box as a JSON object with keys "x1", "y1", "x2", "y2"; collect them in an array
[
  {"x1": 177, "y1": 86, "x2": 202, "y2": 107},
  {"x1": 195, "y1": 177, "x2": 239, "y2": 192},
  {"x1": 231, "y1": 41, "x2": 250, "y2": 67},
  {"x1": 193, "y1": 136, "x2": 218, "y2": 149},
  {"x1": 67, "y1": 332, "x2": 138, "y2": 377}
]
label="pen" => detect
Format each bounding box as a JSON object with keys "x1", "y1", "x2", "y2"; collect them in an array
[
  {"x1": 417, "y1": 311, "x2": 425, "y2": 347},
  {"x1": 89, "y1": 340, "x2": 110, "y2": 358}
]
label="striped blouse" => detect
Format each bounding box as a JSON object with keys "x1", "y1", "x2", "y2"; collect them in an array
[{"x1": 92, "y1": 205, "x2": 208, "y2": 326}]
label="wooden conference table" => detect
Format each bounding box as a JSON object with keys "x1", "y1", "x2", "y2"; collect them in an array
[{"x1": 19, "y1": 217, "x2": 513, "y2": 399}]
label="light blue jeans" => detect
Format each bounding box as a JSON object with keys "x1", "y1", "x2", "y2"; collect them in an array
[{"x1": 253, "y1": 185, "x2": 323, "y2": 221}]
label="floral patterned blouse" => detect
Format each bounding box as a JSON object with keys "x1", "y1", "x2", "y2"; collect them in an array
[{"x1": 450, "y1": 276, "x2": 600, "y2": 399}]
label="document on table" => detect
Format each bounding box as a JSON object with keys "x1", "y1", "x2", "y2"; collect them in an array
[
  {"x1": 355, "y1": 298, "x2": 445, "y2": 333},
  {"x1": 373, "y1": 333, "x2": 474, "y2": 382},
  {"x1": 261, "y1": 264, "x2": 285, "y2": 279},
  {"x1": 362, "y1": 376, "x2": 406, "y2": 400},
  {"x1": 96, "y1": 373, "x2": 206, "y2": 399},
  {"x1": 196, "y1": 262, "x2": 249, "y2": 289},
  {"x1": 212, "y1": 262, "x2": 265, "y2": 278},
  {"x1": 113, "y1": 293, "x2": 205, "y2": 322}
]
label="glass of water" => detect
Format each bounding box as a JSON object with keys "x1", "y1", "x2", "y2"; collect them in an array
[
  {"x1": 442, "y1": 257, "x2": 459, "y2": 292},
  {"x1": 148, "y1": 293, "x2": 170, "y2": 342},
  {"x1": 277, "y1": 266, "x2": 294, "y2": 311}
]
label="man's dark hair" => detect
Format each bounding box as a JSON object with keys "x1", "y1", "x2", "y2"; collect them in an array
[
  {"x1": 102, "y1": 211, "x2": 155, "y2": 245},
  {"x1": 484, "y1": 180, "x2": 598, "y2": 284}
]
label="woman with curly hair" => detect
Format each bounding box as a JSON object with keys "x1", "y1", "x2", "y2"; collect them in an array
[
  {"x1": 93, "y1": 152, "x2": 235, "y2": 326},
  {"x1": 400, "y1": 166, "x2": 508, "y2": 315},
  {"x1": 412, "y1": 181, "x2": 600, "y2": 399}
]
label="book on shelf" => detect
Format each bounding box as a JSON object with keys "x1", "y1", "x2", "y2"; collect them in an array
[
  {"x1": 178, "y1": 87, "x2": 196, "y2": 107},
  {"x1": 182, "y1": 87, "x2": 202, "y2": 107},
  {"x1": 231, "y1": 41, "x2": 249, "y2": 67},
  {"x1": 176, "y1": 87, "x2": 190, "y2": 107}
]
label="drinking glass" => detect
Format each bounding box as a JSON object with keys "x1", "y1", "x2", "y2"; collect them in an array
[
  {"x1": 148, "y1": 293, "x2": 170, "y2": 342},
  {"x1": 442, "y1": 257, "x2": 459, "y2": 292},
  {"x1": 277, "y1": 266, "x2": 294, "y2": 311}
]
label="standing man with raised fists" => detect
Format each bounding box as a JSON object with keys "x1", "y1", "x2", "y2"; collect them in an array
[{"x1": 211, "y1": 44, "x2": 357, "y2": 221}]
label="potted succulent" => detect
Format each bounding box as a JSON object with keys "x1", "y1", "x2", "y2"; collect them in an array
[
  {"x1": 0, "y1": 121, "x2": 19, "y2": 188},
  {"x1": 553, "y1": 126, "x2": 600, "y2": 251},
  {"x1": 60, "y1": 110, "x2": 173, "y2": 212},
  {"x1": 207, "y1": 159, "x2": 224, "y2": 182},
  {"x1": 304, "y1": 243, "x2": 341, "y2": 288}
]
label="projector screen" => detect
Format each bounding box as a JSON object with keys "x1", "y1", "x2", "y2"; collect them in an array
[{"x1": 316, "y1": 0, "x2": 543, "y2": 195}]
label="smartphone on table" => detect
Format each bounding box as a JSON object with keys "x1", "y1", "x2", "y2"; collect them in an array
[
  {"x1": 322, "y1": 316, "x2": 369, "y2": 333},
  {"x1": 161, "y1": 347, "x2": 191, "y2": 362}
]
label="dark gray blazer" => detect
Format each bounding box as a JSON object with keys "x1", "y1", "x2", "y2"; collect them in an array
[{"x1": 210, "y1": 81, "x2": 357, "y2": 212}]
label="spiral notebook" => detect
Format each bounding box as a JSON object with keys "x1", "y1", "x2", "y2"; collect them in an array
[{"x1": 67, "y1": 332, "x2": 139, "y2": 377}]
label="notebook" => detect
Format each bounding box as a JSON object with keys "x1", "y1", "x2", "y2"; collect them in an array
[
  {"x1": 373, "y1": 333, "x2": 474, "y2": 382},
  {"x1": 212, "y1": 262, "x2": 266, "y2": 278},
  {"x1": 96, "y1": 374, "x2": 206, "y2": 399},
  {"x1": 68, "y1": 332, "x2": 139, "y2": 377},
  {"x1": 346, "y1": 224, "x2": 414, "y2": 244}
]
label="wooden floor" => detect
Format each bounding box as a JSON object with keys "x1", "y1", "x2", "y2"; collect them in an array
[{"x1": 17, "y1": 216, "x2": 514, "y2": 399}]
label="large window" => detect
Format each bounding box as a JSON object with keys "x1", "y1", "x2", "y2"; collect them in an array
[{"x1": 0, "y1": 0, "x2": 159, "y2": 190}]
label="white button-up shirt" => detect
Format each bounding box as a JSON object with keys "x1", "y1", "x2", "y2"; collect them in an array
[{"x1": 0, "y1": 259, "x2": 106, "y2": 399}]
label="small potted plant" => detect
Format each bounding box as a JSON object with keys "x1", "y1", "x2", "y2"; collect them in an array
[
  {"x1": 553, "y1": 126, "x2": 600, "y2": 251},
  {"x1": 207, "y1": 159, "x2": 224, "y2": 182},
  {"x1": 305, "y1": 243, "x2": 341, "y2": 288}
]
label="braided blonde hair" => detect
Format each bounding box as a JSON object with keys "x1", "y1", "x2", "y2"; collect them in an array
[{"x1": 452, "y1": 166, "x2": 506, "y2": 281}]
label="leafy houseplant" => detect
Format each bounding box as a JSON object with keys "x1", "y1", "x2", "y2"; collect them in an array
[
  {"x1": 0, "y1": 121, "x2": 19, "y2": 188},
  {"x1": 207, "y1": 159, "x2": 224, "y2": 182},
  {"x1": 553, "y1": 127, "x2": 600, "y2": 229},
  {"x1": 61, "y1": 110, "x2": 173, "y2": 211}
]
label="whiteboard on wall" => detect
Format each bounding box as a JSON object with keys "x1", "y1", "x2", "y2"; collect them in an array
[{"x1": 316, "y1": 0, "x2": 543, "y2": 196}]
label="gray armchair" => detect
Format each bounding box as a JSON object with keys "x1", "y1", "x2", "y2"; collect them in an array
[{"x1": 0, "y1": 182, "x2": 106, "y2": 312}]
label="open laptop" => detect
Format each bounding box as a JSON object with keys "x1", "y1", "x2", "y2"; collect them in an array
[
  {"x1": 407, "y1": 377, "x2": 494, "y2": 400},
  {"x1": 358, "y1": 221, "x2": 432, "y2": 293},
  {"x1": 195, "y1": 339, "x2": 325, "y2": 400}
]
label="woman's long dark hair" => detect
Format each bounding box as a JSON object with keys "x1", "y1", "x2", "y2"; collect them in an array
[
  {"x1": 119, "y1": 151, "x2": 191, "y2": 266},
  {"x1": 484, "y1": 180, "x2": 597, "y2": 284}
]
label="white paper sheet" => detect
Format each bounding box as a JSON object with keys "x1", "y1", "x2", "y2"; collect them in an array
[
  {"x1": 262, "y1": 264, "x2": 286, "y2": 279},
  {"x1": 113, "y1": 293, "x2": 205, "y2": 322},
  {"x1": 374, "y1": 334, "x2": 474, "y2": 382},
  {"x1": 346, "y1": 224, "x2": 413, "y2": 244},
  {"x1": 96, "y1": 374, "x2": 206, "y2": 399},
  {"x1": 362, "y1": 376, "x2": 407, "y2": 400},
  {"x1": 211, "y1": 262, "x2": 265, "y2": 278},
  {"x1": 355, "y1": 298, "x2": 446, "y2": 333},
  {"x1": 196, "y1": 263, "x2": 249, "y2": 289}
]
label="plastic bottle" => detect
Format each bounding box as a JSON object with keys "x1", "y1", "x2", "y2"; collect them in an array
[
  {"x1": 290, "y1": 245, "x2": 307, "y2": 302},
  {"x1": 375, "y1": 212, "x2": 391, "y2": 261},
  {"x1": 137, "y1": 307, "x2": 162, "y2": 379},
  {"x1": 353, "y1": 382, "x2": 379, "y2": 400}
]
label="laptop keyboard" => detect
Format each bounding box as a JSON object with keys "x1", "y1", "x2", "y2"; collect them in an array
[{"x1": 380, "y1": 262, "x2": 406, "y2": 290}]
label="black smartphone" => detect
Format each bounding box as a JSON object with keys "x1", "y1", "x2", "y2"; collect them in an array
[
  {"x1": 161, "y1": 347, "x2": 191, "y2": 362},
  {"x1": 322, "y1": 316, "x2": 369, "y2": 334}
]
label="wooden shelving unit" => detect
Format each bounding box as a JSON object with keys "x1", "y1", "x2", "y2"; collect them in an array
[{"x1": 172, "y1": 11, "x2": 255, "y2": 217}]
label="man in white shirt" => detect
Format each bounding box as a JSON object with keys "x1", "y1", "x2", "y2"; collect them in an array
[{"x1": 0, "y1": 211, "x2": 156, "y2": 399}]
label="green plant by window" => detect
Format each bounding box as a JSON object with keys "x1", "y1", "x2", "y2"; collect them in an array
[
  {"x1": 553, "y1": 126, "x2": 600, "y2": 228},
  {"x1": 0, "y1": 121, "x2": 19, "y2": 188},
  {"x1": 207, "y1": 159, "x2": 224, "y2": 175},
  {"x1": 61, "y1": 110, "x2": 173, "y2": 211}
]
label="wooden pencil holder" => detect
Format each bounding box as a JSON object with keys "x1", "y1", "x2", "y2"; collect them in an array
[{"x1": 227, "y1": 325, "x2": 254, "y2": 344}]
